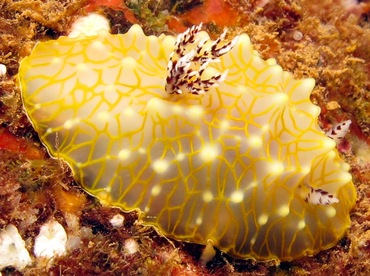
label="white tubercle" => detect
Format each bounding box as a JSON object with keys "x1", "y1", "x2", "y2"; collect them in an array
[
  {"x1": 33, "y1": 220, "x2": 67, "y2": 259},
  {"x1": 68, "y1": 13, "x2": 110, "y2": 38},
  {"x1": 0, "y1": 224, "x2": 32, "y2": 271},
  {"x1": 200, "y1": 239, "x2": 216, "y2": 265}
]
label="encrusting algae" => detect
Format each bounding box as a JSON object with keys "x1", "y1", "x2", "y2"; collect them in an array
[
  {"x1": 18, "y1": 16, "x2": 356, "y2": 262},
  {"x1": 2, "y1": 0, "x2": 370, "y2": 273}
]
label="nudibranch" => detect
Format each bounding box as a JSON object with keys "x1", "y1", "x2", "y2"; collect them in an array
[{"x1": 18, "y1": 23, "x2": 356, "y2": 261}]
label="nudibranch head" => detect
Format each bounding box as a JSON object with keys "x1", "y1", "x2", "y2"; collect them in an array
[{"x1": 18, "y1": 24, "x2": 356, "y2": 261}]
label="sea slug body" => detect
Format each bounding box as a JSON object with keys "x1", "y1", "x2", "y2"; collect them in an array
[{"x1": 18, "y1": 23, "x2": 356, "y2": 261}]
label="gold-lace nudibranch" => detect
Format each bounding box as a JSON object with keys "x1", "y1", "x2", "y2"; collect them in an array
[{"x1": 18, "y1": 22, "x2": 356, "y2": 261}]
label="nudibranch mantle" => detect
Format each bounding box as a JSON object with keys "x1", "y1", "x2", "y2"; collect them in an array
[{"x1": 18, "y1": 24, "x2": 356, "y2": 261}]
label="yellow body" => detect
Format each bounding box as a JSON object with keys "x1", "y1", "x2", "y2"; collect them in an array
[{"x1": 18, "y1": 25, "x2": 356, "y2": 261}]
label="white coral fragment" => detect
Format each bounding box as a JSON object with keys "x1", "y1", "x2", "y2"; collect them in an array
[
  {"x1": 124, "y1": 238, "x2": 139, "y2": 255},
  {"x1": 0, "y1": 63, "x2": 6, "y2": 77},
  {"x1": 68, "y1": 13, "x2": 110, "y2": 38},
  {"x1": 33, "y1": 220, "x2": 67, "y2": 259},
  {"x1": 0, "y1": 224, "x2": 32, "y2": 270},
  {"x1": 110, "y1": 214, "x2": 125, "y2": 227},
  {"x1": 165, "y1": 23, "x2": 238, "y2": 95},
  {"x1": 325, "y1": 120, "x2": 352, "y2": 144}
]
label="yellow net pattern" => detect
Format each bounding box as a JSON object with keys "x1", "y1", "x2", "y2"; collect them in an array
[{"x1": 19, "y1": 25, "x2": 356, "y2": 261}]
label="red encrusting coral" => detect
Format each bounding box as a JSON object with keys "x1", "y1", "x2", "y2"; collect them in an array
[
  {"x1": 0, "y1": 128, "x2": 44, "y2": 160},
  {"x1": 85, "y1": 0, "x2": 138, "y2": 24},
  {"x1": 167, "y1": 0, "x2": 240, "y2": 32}
]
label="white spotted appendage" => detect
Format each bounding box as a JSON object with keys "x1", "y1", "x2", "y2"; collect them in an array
[
  {"x1": 165, "y1": 23, "x2": 238, "y2": 95},
  {"x1": 325, "y1": 120, "x2": 352, "y2": 144},
  {"x1": 305, "y1": 186, "x2": 339, "y2": 205}
]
